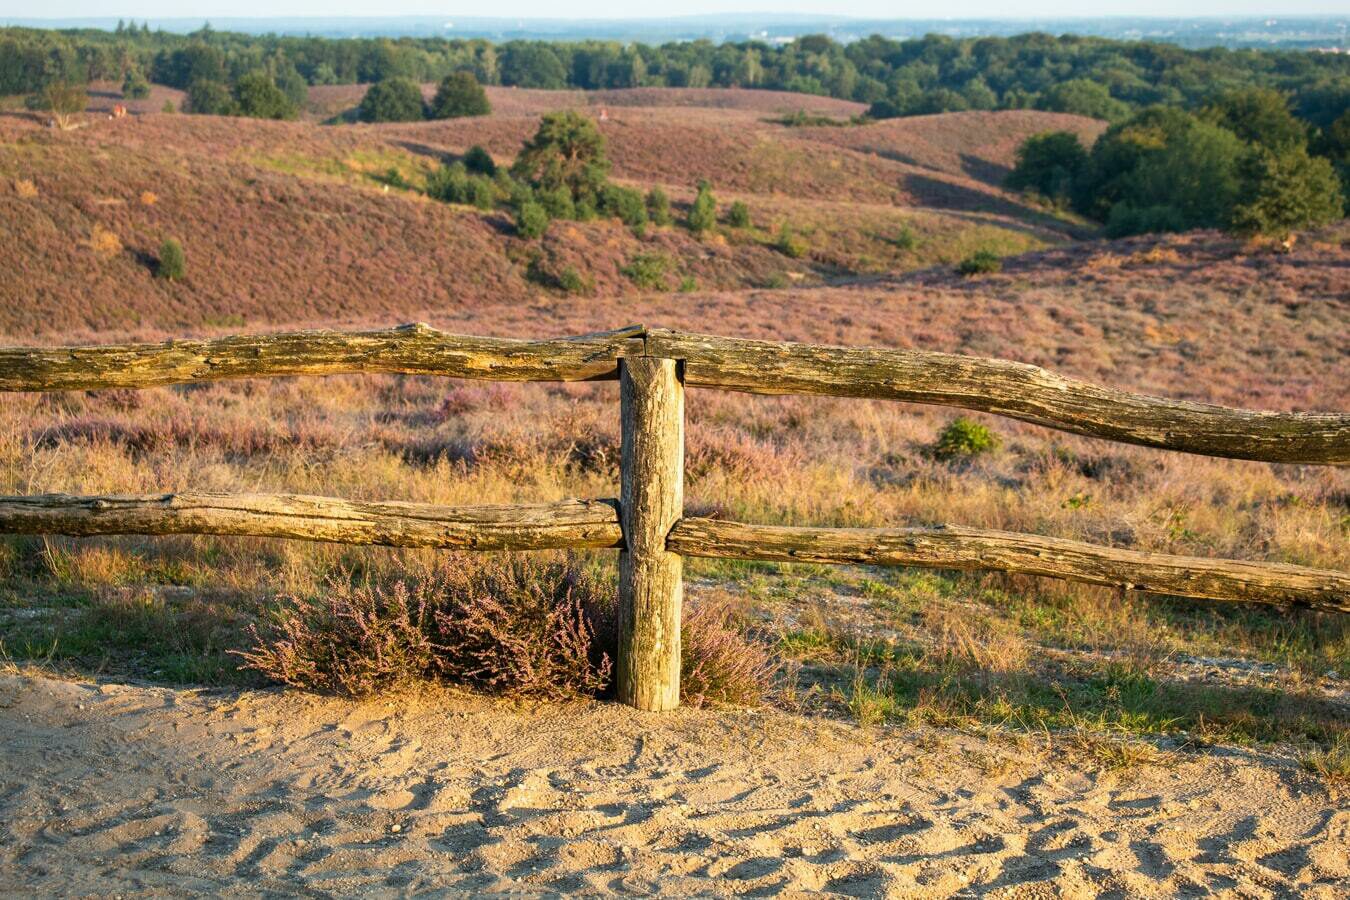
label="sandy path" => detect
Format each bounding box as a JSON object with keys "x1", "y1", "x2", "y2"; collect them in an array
[{"x1": 0, "y1": 673, "x2": 1345, "y2": 898}]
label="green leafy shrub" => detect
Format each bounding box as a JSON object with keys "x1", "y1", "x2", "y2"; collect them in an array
[
  {"x1": 185, "y1": 79, "x2": 235, "y2": 116},
  {"x1": 727, "y1": 200, "x2": 751, "y2": 228},
  {"x1": 538, "y1": 183, "x2": 575, "y2": 219},
  {"x1": 156, "y1": 238, "x2": 185, "y2": 281},
  {"x1": 516, "y1": 201, "x2": 549, "y2": 239},
  {"x1": 687, "y1": 180, "x2": 717, "y2": 234},
  {"x1": 646, "y1": 187, "x2": 672, "y2": 226},
  {"x1": 558, "y1": 266, "x2": 592, "y2": 295},
  {"x1": 358, "y1": 77, "x2": 424, "y2": 123},
  {"x1": 932, "y1": 418, "x2": 1000, "y2": 461},
  {"x1": 957, "y1": 250, "x2": 1002, "y2": 276},
  {"x1": 1005, "y1": 131, "x2": 1088, "y2": 203},
  {"x1": 232, "y1": 70, "x2": 297, "y2": 120},
  {"x1": 427, "y1": 71, "x2": 490, "y2": 119},
  {"x1": 774, "y1": 223, "x2": 808, "y2": 258},
  {"x1": 1228, "y1": 147, "x2": 1344, "y2": 239},
  {"x1": 621, "y1": 251, "x2": 673, "y2": 290},
  {"x1": 889, "y1": 224, "x2": 918, "y2": 250},
  {"x1": 601, "y1": 184, "x2": 648, "y2": 233},
  {"x1": 121, "y1": 69, "x2": 150, "y2": 99},
  {"x1": 463, "y1": 144, "x2": 496, "y2": 176}
]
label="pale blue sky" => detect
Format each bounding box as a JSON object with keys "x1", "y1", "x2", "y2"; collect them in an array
[{"x1": 3, "y1": 3, "x2": 1344, "y2": 20}]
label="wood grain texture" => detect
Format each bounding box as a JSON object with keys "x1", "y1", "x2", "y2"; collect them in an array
[
  {"x1": 0, "y1": 493, "x2": 623, "y2": 551},
  {"x1": 617, "y1": 358, "x2": 685, "y2": 711},
  {"x1": 646, "y1": 329, "x2": 1349, "y2": 466},
  {"x1": 0, "y1": 324, "x2": 646, "y2": 392},
  {"x1": 667, "y1": 518, "x2": 1350, "y2": 611}
]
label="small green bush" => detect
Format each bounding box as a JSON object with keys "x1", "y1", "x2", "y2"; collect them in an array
[
  {"x1": 463, "y1": 145, "x2": 496, "y2": 176},
  {"x1": 932, "y1": 418, "x2": 1000, "y2": 461},
  {"x1": 156, "y1": 238, "x2": 185, "y2": 281},
  {"x1": 889, "y1": 224, "x2": 918, "y2": 250},
  {"x1": 687, "y1": 180, "x2": 717, "y2": 234},
  {"x1": 427, "y1": 71, "x2": 490, "y2": 120},
  {"x1": 646, "y1": 187, "x2": 672, "y2": 226},
  {"x1": 678, "y1": 275, "x2": 698, "y2": 292},
  {"x1": 516, "y1": 201, "x2": 549, "y2": 239},
  {"x1": 122, "y1": 70, "x2": 150, "y2": 100},
  {"x1": 358, "y1": 77, "x2": 424, "y2": 123},
  {"x1": 558, "y1": 266, "x2": 592, "y2": 295},
  {"x1": 538, "y1": 184, "x2": 575, "y2": 219},
  {"x1": 775, "y1": 223, "x2": 808, "y2": 258},
  {"x1": 621, "y1": 251, "x2": 673, "y2": 291},
  {"x1": 602, "y1": 184, "x2": 648, "y2": 233},
  {"x1": 726, "y1": 200, "x2": 751, "y2": 229},
  {"x1": 957, "y1": 250, "x2": 1002, "y2": 276}
]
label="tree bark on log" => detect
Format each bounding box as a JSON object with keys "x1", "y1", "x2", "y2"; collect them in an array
[
  {"x1": 617, "y1": 358, "x2": 685, "y2": 711},
  {"x1": 0, "y1": 324, "x2": 646, "y2": 392},
  {"x1": 667, "y1": 517, "x2": 1350, "y2": 612},
  {"x1": 0, "y1": 493, "x2": 623, "y2": 551},
  {"x1": 646, "y1": 330, "x2": 1349, "y2": 466}
]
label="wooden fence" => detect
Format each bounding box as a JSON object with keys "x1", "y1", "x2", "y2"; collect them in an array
[{"x1": 1, "y1": 323, "x2": 1346, "y2": 710}]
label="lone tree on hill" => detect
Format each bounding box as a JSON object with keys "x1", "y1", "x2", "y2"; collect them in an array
[
  {"x1": 511, "y1": 110, "x2": 610, "y2": 208},
  {"x1": 687, "y1": 181, "x2": 717, "y2": 234},
  {"x1": 358, "y1": 77, "x2": 425, "y2": 123},
  {"x1": 428, "y1": 72, "x2": 490, "y2": 119}
]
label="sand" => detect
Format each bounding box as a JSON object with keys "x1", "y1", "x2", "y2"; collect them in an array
[{"x1": 0, "y1": 672, "x2": 1346, "y2": 897}]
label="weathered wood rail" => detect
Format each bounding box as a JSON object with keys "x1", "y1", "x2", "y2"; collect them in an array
[{"x1": 2, "y1": 323, "x2": 1346, "y2": 708}]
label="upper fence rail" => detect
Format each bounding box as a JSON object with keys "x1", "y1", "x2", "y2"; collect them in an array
[{"x1": 0, "y1": 322, "x2": 1345, "y2": 465}]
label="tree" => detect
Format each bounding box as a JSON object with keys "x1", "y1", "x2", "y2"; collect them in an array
[
  {"x1": 358, "y1": 77, "x2": 424, "y2": 123},
  {"x1": 41, "y1": 82, "x2": 87, "y2": 130},
  {"x1": 1005, "y1": 131, "x2": 1088, "y2": 203},
  {"x1": 1228, "y1": 147, "x2": 1344, "y2": 240},
  {"x1": 510, "y1": 111, "x2": 610, "y2": 207},
  {"x1": 1201, "y1": 88, "x2": 1307, "y2": 153},
  {"x1": 1036, "y1": 79, "x2": 1130, "y2": 123},
  {"x1": 232, "y1": 71, "x2": 297, "y2": 120},
  {"x1": 428, "y1": 71, "x2": 490, "y2": 119},
  {"x1": 157, "y1": 238, "x2": 186, "y2": 281},
  {"x1": 185, "y1": 79, "x2": 236, "y2": 116},
  {"x1": 121, "y1": 69, "x2": 150, "y2": 100},
  {"x1": 687, "y1": 181, "x2": 717, "y2": 234},
  {"x1": 726, "y1": 200, "x2": 751, "y2": 228},
  {"x1": 1073, "y1": 106, "x2": 1217, "y2": 221},
  {"x1": 463, "y1": 145, "x2": 496, "y2": 176}
]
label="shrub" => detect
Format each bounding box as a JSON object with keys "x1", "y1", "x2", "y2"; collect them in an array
[
  {"x1": 621, "y1": 251, "x2": 673, "y2": 290},
  {"x1": 185, "y1": 79, "x2": 236, "y2": 116},
  {"x1": 156, "y1": 238, "x2": 185, "y2": 281},
  {"x1": 774, "y1": 223, "x2": 808, "y2": 258},
  {"x1": 726, "y1": 200, "x2": 751, "y2": 228},
  {"x1": 38, "y1": 82, "x2": 87, "y2": 129},
  {"x1": 358, "y1": 77, "x2": 424, "y2": 123},
  {"x1": 237, "y1": 553, "x2": 776, "y2": 705},
  {"x1": 428, "y1": 71, "x2": 490, "y2": 119},
  {"x1": 232, "y1": 70, "x2": 297, "y2": 120},
  {"x1": 687, "y1": 180, "x2": 717, "y2": 234},
  {"x1": 538, "y1": 184, "x2": 575, "y2": 219},
  {"x1": 516, "y1": 201, "x2": 549, "y2": 239},
  {"x1": 889, "y1": 224, "x2": 918, "y2": 250},
  {"x1": 957, "y1": 249, "x2": 1001, "y2": 276},
  {"x1": 932, "y1": 418, "x2": 1000, "y2": 461},
  {"x1": 463, "y1": 144, "x2": 496, "y2": 176},
  {"x1": 601, "y1": 183, "x2": 648, "y2": 232},
  {"x1": 1005, "y1": 131, "x2": 1088, "y2": 203},
  {"x1": 646, "y1": 187, "x2": 672, "y2": 226},
  {"x1": 558, "y1": 266, "x2": 592, "y2": 295},
  {"x1": 121, "y1": 70, "x2": 150, "y2": 100}
]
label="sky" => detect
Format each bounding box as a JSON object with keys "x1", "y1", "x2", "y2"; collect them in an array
[{"x1": 3, "y1": 3, "x2": 1345, "y2": 20}]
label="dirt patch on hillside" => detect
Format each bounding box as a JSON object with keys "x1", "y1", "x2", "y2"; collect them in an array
[{"x1": 0, "y1": 673, "x2": 1345, "y2": 896}]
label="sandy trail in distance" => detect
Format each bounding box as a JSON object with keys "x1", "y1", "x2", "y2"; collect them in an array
[{"x1": 0, "y1": 673, "x2": 1346, "y2": 897}]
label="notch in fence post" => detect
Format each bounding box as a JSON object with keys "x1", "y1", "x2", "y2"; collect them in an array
[{"x1": 617, "y1": 356, "x2": 684, "y2": 711}]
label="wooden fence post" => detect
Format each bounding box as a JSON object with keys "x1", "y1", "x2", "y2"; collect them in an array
[{"x1": 617, "y1": 356, "x2": 684, "y2": 711}]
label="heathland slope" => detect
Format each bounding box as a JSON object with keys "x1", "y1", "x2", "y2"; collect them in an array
[{"x1": 0, "y1": 94, "x2": 1088, "y2": 337}]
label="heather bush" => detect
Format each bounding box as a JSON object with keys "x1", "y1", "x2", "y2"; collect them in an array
[
  {"x1": 932, "y1": 418, "x2": 1000, "y2": 461},
  {"x1": 957, "y1": 249, "x2": 1001, "y2": 276},
  {"x1": 237, "y1": 554, "x2": 776, "y2": 705},
  {"x1": 157, "y1": 238, "x2": 186, "y2": 281}
]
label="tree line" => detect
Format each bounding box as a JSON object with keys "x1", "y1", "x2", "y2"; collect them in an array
[{"x1": 2, "y1": 24, "x2": 1348, "y2": 126}]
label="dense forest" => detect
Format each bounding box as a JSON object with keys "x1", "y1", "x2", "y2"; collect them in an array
[{"x1": 3, "y1": 24, "x2": 1349, "y2": 126}]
